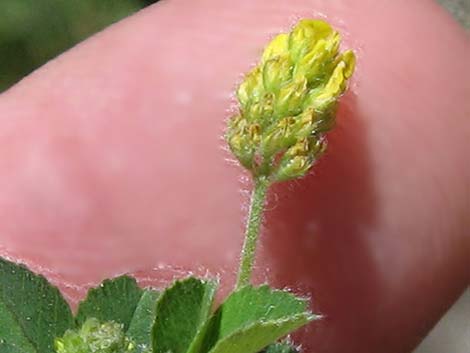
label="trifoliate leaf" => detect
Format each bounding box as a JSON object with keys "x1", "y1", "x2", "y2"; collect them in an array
[
  {"x1": 127, "y1": 290, "x2": 160, "y2": 353},
  {"x1": 197, "y1": 285, "x2": 317, "y2": 353},
  {"x1": 76, "y1": 276, "x2": 143, "y2": 330},
  {"x1": 152, "y1": 277, "x2": 217, "y2": 353},
  {"x1": 0, "y1": 258, "x2": 74, "y2": 353}
]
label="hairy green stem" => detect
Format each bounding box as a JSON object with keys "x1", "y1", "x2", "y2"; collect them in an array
[{"x1": 236, "y1": 176, "x2": 270, "y2": 288}]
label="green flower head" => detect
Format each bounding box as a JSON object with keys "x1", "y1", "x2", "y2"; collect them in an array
[
  {"x1": 227, "y1": 19, "x2": 355, "y2": 181},
  {"x1": 54, "y1": 318, "x2": 141, "y2": 353}
]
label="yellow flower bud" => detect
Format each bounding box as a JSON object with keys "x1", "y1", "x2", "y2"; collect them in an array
[
  {"x1": 310, "y1": 58, "x2": 352, "y2": 111},
  {"x1": 227, "y1": 115, "x2": 257, "y2": 169},
  {"x1": 261, "y1": 116, "x2": 297, "y2": 158},
  {"x1": 237, "y1": 67, "x2": 263, "y2": 109},
  {"x1": 275, "y1": 155, "x2": 311, "y2": 182},
  {"x1": 293, "y1": 39, "x2": 328, "y2": 83},
  {"x1": 293, "y1": 31, "x2": 340, "y2": 85},
  {"x1": 340, "y1": 50, "x2": 356, "y2": 79},
  {"x1": 261, "y1": 33, "x2": 289, "y2": 63},
  {"x1": 274, "y1": 77, "x2": 308, "y2": 118},
  {"x1": 274, "y1": 137, "x2": 327, "y2": 182},
  {"x1": 262, "y1": 55, "x2": 293, "y2": 92},
  {"x1": 245, "y1": 93, "x2": 274, "y2": 124},
  {"x1": 294, "y1": 108, "x2": 317, "y2": 138},
  {"x1": 288, "y1": 19, "x2": 333, "y2": 62}
]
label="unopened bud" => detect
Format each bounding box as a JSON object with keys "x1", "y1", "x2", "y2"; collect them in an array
[
  {"x1": 261, "y1": 33, "x2": 289, "y2": 63},
  {"x1": 227, "y1": 115, "x2": 256, "y2": 169},
  {"x1": 288, "y1": 19, "x2": 333, "y2": 62},
  {"x1": 274, "y1": 77, "x2": 308, "y2": 118},
  {"x1": 246, "y1": 93, "x2": 274, "y2": 123},
  {"x1": 237, "y1": 67, "x2": 263, "y2": 110},
  {"x1": 262, "y1": 55, "x2": 293, "y2": 92},
  {"x1": 261, "y1": 117, "x2": 297, "y2": 158},
  {"x1": 274, "y1": 137, "x2": 327, "y2": 182},
  {"x1": 55, "y1": 318, "x2": 141, "y2": 353}
]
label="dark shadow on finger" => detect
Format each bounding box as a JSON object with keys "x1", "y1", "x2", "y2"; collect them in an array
[{"x1": 259, "y1": 92, "x2": 385, "y2": 353}]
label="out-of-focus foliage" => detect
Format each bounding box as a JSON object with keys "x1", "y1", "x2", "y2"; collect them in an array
[
  {"x1": 1, "y1": 1, "x2": 466, "y2": 93},
  {"x1": 437, "y1": 0, "x2": 470, "y2": 29},
  {"x1": 0, "y1": 0, "x2": 158, "y2": 92}
]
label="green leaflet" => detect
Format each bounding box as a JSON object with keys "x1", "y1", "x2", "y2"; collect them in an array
[
  {"x1": 195, "y1": 285, "x2": 317, "y2": 353},
  {"x1": 152, "y1": 277, "x2": 217, "y2": 353},
  {"x1": 0, "y1": 300, "x2": 36, "y2": 353},
  {"x1": 76, "y1": 275, "x2": 144, "y2": 330},
  {"x1": 207, "y1": 317, "x2": 309, "y2": 353},
  {"x1": 127, "y1": 290, "x2": 160, "y2": 353},
  {"x1": 0, "y1": 258, "x2": 74, "y2": 353}
]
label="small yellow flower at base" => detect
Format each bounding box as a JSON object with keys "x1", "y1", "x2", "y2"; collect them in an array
[{"x1": 227, "y1": 19, "x2": 356, "y2": 182}]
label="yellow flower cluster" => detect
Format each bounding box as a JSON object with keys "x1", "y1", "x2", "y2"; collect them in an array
[{"x1": 227, "y1": 19, "x2": 355, "y2": 181}]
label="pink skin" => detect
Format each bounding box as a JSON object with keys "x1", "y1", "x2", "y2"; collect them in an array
[{"x1": 0, "y1": 0, "x2": 469, "y2": 352}]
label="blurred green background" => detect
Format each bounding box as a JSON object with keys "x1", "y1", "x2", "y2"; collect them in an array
[
  {"x1": 0, "y1": 0, "x2": 158, "y2": 92},
  {"x1": 0, "y1": 0, "x2": 468, "y2": 93}
]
